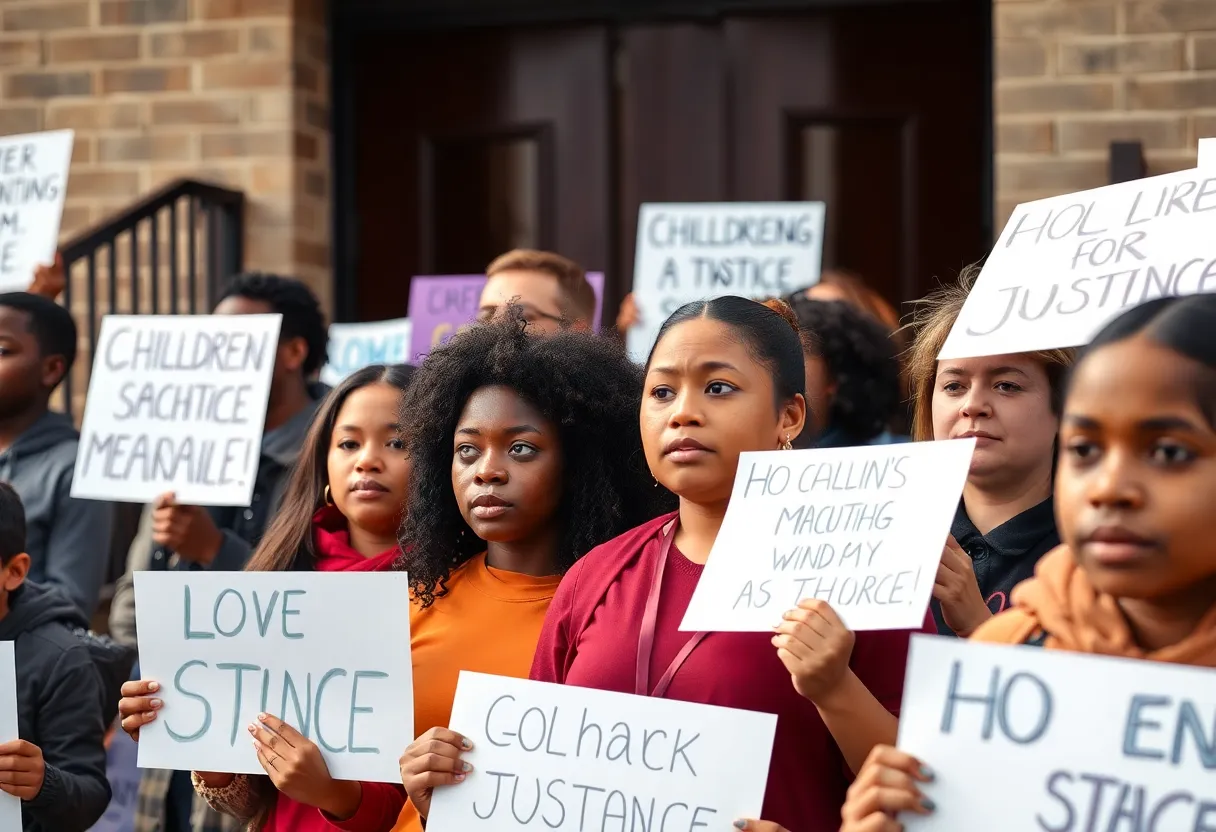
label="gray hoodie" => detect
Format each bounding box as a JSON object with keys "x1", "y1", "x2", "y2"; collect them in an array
[{"x1": 0, "y1": 412, "x2": 113, "y2": 617}]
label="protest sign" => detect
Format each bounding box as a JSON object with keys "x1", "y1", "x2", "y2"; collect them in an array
[
  {"x1": 681, "y1": 439, "x2": 975, "y2": 632},
  {"x1": 939, "y1": 168, "x2": 1216, "y2": 359},
  {"x1": 898, "y1": 635, "x2": 1216, "y2": 831},
  {"x1": 0, "y1": 643, "x2": 19, "y2": 830},
  {"x1": 133, "y1": 571, "x2": 413, "y2": 783},
  {"x1": 426, "y1": 671, "x2": 776, "y2": 832},
  {"x1": 320, "y1": 317, "x2": 413, "y2": 385},
  {"x1": 1201, "y1": 138, "x2": 1215, "y2": 168},
  {"x1": 626, "y1": 202, "x2": 825, "y2": 362},
  {"x1": 72, "y1": 314, "x2": 281, "y2": 507},
  {"x1": 407, "y1": 272, "x2": 605, "y2": 361},
  {"x1": 0, "y1": 129, "x2": 73, "y2": 292}
]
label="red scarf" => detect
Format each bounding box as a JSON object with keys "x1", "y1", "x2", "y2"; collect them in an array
[{"x1": 311, "y1": 506, "x2": 400, "y2": 572}]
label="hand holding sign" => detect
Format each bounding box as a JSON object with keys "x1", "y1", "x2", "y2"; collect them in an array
[
  {"x1": 932, "y1": 537, "x2": 991, "y2": 637},
  {"x1": 0, "y1": 739, "x2": 46, "y2": 801},
  {"x1": 839, "y1": 745, "x2": 935, "y2": 832},
  {"x1": 250, "y1": 713, "x2": 362, "y2": 820},
  {"x1": 118, "y1": 679, "x2": 162, "y2": 742},
  {"x1": 772, "y1": 599, "x2": 855, "y2": 704},
  {"x1": 399, "y1": 727, "x2": 474, "y2": 821},
  {"x1": 151, "y1": 493, "x2": 224, "y2": 564}
]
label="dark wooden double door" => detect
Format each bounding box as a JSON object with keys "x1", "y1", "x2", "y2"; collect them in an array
[{"x1": 348, "y1": 1, "x2": 990, "y2": 325}]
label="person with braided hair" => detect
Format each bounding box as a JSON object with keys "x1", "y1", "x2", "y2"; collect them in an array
[
  {"x1": 525, "y1": 296, "x2": 931, "y2": 832},
  {"x1": 391, "y1": 305, "x2": 672, "y2": 832}
]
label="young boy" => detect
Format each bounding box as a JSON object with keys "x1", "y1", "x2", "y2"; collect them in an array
[
  {"x1": 0, "y1": 482, "x2": 110, "y2": 831},
  {"x1": 0, "y1": 293, "x2": 112, "y2": 617}
]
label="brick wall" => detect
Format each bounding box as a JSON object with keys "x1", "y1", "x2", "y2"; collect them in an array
[
  {"x1": 995, "y1": 0, "x2": 1216, "y2": 227},
  {"x1": 0, "y1": 0, "x2": 331, "y2": 304}
]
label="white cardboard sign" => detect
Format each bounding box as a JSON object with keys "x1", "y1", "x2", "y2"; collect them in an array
[
  {"x1": 899, "y1": 634, "x2": 1216, "y2": 831},
  {"x1": 319, "y1": 318, "x2": 413, "y2": 386},
  {"x1": 426, "y1": 671, "x2": 776, "y2": 832},
  {"x1": 939, "y1": 168, "x2": 1216, "y2": 359},
  {"x1": 133, "y1": 571, "x2": 413, "y2": 783},
  {"x1": 1200, "y1": 138, "x2": 1215, "y2": 168},
  {"x1": 73, "y1": 314, "x2": 282, "y2": 507},
  {"x1": 682, "y1": 440, "x2": 975, "y2": 633},
  {"x1": 0, "y1": 643, "x2": 20, "y2": 830},
  {"x1": 627, "y1": 202, "x2": 825, "y2": 362},
  {"x1": 0, "y1": 129, "x2": 73, "y2": 292}
]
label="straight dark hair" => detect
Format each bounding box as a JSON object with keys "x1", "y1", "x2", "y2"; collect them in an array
[
  {"x1": 647, "y1": 295, "x2": 806, "y2": 408},
  {"x1": 244, "y1": 363, "x2": 415, "y2": 574}
]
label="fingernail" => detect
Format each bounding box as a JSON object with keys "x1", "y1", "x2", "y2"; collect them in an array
[
  {"x1": 921, "y1": 797, "x2": 936, "y2": 812},
  {"x1": 148, "y1": 682, "x2": 160, "y2": 692},
  {"x1": 461, "y1": 762, "x2": 473, "y2": 772},
  {"x1": 258, "y1": 713, "x2": 268, "y2": 721},
  {"x1": 150, "y1": 699, "x2": 163, "y2": 709},
  {"x1": 920, "y1": 764, "x2": 935, "y2": 781},
  {"x1": 455, "y1": 773, "x2": 465, "y2": 782},
  {"x1": 734, "y1": 822, "x2": 748, "y2": 830},
  {"x1": 461, "y1": 737, "x2": 473, "y2": 750},
  {"x1": 248, "y1": 724, "x2": 256, "y2": 734}
]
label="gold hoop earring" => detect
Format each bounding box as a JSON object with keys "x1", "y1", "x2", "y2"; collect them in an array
[
  {"x1": 324, "y1": 485, "x2": 334, "y2": 505},
  {"x1": 780, "y1": 434, "x2": 793, "y2": 451}
]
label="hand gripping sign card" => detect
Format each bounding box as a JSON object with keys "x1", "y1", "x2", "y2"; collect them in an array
[
  {"x1": 72, "y1": 314, "x2": 282, "y2": 507},
  {"x1": 426, "y1": 672, "x2": 776, "y2": 832},
  {"x1": 898, "y1": 635, "x2": 1216, "y2": 831},
  {"x1": 681, "y1": 439, "x2": 976, "y2": 633},
  {"x1": 133, "y1": 571, "x2": 413, "y2": 783},
  {"x1": 939, "y1": 168, "x2": 1216, "y2": 360}
]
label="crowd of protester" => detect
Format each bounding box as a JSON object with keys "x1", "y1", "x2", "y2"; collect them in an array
[{"x1": 0, "y1": 243, "x2": 1211, "y2": 832}]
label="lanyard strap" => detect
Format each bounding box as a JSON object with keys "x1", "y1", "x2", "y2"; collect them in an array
[{"x1": 635, "y1": 518, "x2": 709, "y2": 699}]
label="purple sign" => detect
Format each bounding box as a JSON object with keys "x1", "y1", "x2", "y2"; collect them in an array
[{"x1": 407, "y1": 272, "x2": 605, "y2": 362}]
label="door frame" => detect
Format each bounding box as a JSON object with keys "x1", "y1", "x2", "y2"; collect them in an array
[{"x1": 329, "y1": 0, "x2": 994, "y2": 321}]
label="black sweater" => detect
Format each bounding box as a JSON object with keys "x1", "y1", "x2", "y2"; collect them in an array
[
  {"x1": 0, "y1": 582, "x2": 110, "y2": 831},
  {"x1": 931, "y1": 497, "x2": 1060, "y2": 637}
]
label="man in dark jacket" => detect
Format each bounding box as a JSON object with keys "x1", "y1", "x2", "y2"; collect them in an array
[
  {"x1": 0, "y1": 293, "x2": 112, "y2": 616},
  {"x1": 0, "y1": 482, "x2": 110, "y2": 831}
]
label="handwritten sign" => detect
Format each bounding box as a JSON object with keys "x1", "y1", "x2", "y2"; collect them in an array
[
  {"x1": 72, "y1": 314, "x2": 281, "y2": 507},
  {"x1": 407, "y1": 273, "x2": 605, "y2": 361},
  {"x1": 898, "y1": 635, "x2": 1216, "y2": 831},
  {"x1": 939, "y1": 169, "x2": 1216, "y2": 359},
  {"x1": 626, "y1": 202, "x2": 825, "y2": 362},
  {"x1": 319, "y1": 318, "x2": 413, "y2": 386},
  {"x1": 426, "y1": 671, "x2": 776, "y2": 832},
  {"x1": 681, "y1": 440, "x2": 975, "y2": 632},
  {"x1": 0, "y1": 643, "x2": 19, "y2": 830},
  {"x1": 1201, "y1": 139, "x2": 1215, "y2": 168},
  {"x1": 0, "y1": 129, "x2": 73, "y2": 292},
  {"x1": 132, "y1": 571, "x2": 413, "y2": 783}
]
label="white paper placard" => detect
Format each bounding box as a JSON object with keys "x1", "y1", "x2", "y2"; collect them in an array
[
  {"x1": 133, "y1": 571, "x2": 413, "y2": 783},
  {"x1": 626, "y1": 202, "x2": 825, "y2": 362},
  {"x1": 0, "y1": 643, "x2": 21, "y2": 830},
  {"x1": 319, "y1": 318, "x2": 413, "y2": 386},
  {"x1": 898, "y1": 634, "x2": 1216, "y2": 831},
  {"x1": 682, "y1": 439, "x2": 975, "y2": 633},
  {"x1": 72, "y1": 314, "x2": 281, "y2": 507},
  {"x1": 0, "y1": 130, "x2": 73, "y2": 292},
  {"x1": 426, "y1": 671, "x2": 776, "y2": 832},
  {"x1": 1200, "y1": 138, "x2": 1215, "y2": 168},
  {"x1": 939, "y1": 168, "x2": 1216, "y2": 359}
]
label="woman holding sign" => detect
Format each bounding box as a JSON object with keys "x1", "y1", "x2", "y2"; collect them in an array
[
  {"x1": 118, "y1": 364, "x2": 415, "y2": 831},
  {"x1": 529, "y1": 297, "x2": 927, "y2": 831},
  {"x1": 839, "y1": 293, "x2": 1216, "y2": 829},
  {"x1": 391, "y1": 308, "x2": 672, "y2": 832},
  {"x1": 906, "y1": 267, "x2": 1073, "y2": 638}
]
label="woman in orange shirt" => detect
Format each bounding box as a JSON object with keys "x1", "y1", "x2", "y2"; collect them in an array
[
  {"x1": 390, "y1": 308, "x2": 672, "y2": 832},
  {"x1": 838, "y1": 294, "x2": 1216, "y2": 830}
]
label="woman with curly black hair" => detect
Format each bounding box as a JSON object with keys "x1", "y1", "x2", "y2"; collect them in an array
[
  {"x1": 784, "y1": 295, "x2": 909, "y2": 449},
  {"x1": 391, "y1": 307, "x2": 672, "y2": 832}
]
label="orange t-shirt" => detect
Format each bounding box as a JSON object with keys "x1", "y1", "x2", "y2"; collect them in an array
[{"x1": 392, "y1": 553, "x2": 561, "y2": 832}]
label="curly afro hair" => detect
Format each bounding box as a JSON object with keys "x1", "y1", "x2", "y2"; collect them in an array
[
  {"x1": 787, "y1": 296, "x2": 902, "y2": 443},
  {"x1": 398, "y1": 307, "x2": 675, "y2": 607}
]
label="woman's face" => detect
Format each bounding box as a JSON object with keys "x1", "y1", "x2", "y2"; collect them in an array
[
  {"x1": 641, "y1": 318, "x2": 805, "y2": 505},
  {"x1": 327, "y1": 382, "x2": 410, "y2": 540},
  {"x1": 452, "y1": 385, "x2": 563, "y2": 544},
  {"x1": 931, "y1": 353, "x2": 1058, "y2": 489},
  {"x1": 1056, "y1": 337, "x2": 1216, "y2": 604}
]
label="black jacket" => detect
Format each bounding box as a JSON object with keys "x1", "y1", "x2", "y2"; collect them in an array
[
  {"x1": 931, "y1": 497, "x2": 1060, "y2": 637},
  {"x1": 0, "y1": 582, "x2": 110, "y2": 831}
]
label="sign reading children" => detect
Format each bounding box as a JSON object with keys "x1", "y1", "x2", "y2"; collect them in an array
[
  {"x1": 898, "y1": 635, "x2": 1216, "y2": 831},
  {"x1": 0, "y1": 129, "x2": 74, "y2": 292},
  {"x1": 939, "y1": 168, "x2": 1216, "y2": 359},
  {"x1": 626, "y1": 202, "x2": 826, "y2": 362},
  {"x1": 73, "y1": 314, "x2": 281, "y2": 507},
  {"x1": 133, "y1": 571, "x2": 413, "y2": 783},
  {"x1": 681, "y1": 439, "x2": 976, "y2": 632},
  {"x1": 426, "y1": 671, "x2": 776, "y2": 832}
]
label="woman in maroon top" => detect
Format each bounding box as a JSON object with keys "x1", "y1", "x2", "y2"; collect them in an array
[{"x1": 530, "y1": 297, "x2": 932, "y2": 832}]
